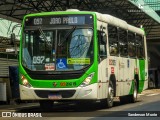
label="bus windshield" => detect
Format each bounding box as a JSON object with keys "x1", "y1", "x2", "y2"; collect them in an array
[{"x1": 22, "y1": 27, "x2": 94, "y2": 71}]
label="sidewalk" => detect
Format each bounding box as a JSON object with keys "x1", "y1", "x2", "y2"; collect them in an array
[{"x1": 141, "y1": 88, "x2": 160, "y2": 95}]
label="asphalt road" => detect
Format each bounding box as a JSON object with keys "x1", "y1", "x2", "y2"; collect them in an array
[{"x1": 0, "y1": 89, "x2": 160, "y2": 120}]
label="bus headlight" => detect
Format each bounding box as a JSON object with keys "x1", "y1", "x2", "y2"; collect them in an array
[
  {"x1": 21, "y1": 75, "x2": 32, "y2": 87},
  {"x1": 80, "y1": 73, "x2": 94, "y2": 87}
]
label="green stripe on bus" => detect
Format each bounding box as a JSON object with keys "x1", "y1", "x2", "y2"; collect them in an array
[{"x1": 138, "y1": 60, "x2": 145, "y2": 93}]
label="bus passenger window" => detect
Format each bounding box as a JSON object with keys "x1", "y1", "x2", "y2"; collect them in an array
[
  {"x1": 108, "y1": 25, "x2": 118, "y2": 56},
  {"x1": 136, "y1": 34, "x2": 144, "y2": 59},
  {"x1": 118, "y1": 28, "x2": 128, "y2": 57},
  {"x1": 98, "y1": 31, "x2": 107, "y2": 59},
  {"x1": 128, "y1": 32, "x2": 136, "y2": 58}
]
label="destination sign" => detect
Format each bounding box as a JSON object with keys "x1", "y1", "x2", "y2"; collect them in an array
[{"x1": 25, "y1": 15, "x2": 93, "y2": 26}]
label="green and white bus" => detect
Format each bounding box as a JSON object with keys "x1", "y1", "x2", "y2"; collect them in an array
[{"x1": 19, "y1": 9, "x2": 148, "y2": 109}]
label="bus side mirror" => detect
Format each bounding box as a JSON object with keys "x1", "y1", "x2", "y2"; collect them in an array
[{"x1": 11, "y1": 33, "x2": 16, "y2": 45}]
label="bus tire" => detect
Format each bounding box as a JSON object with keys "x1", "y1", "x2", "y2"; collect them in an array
[
  {"x1": 39, "y1": 100, "x2": 54, "y2": 111},
  {"x1": 103, "y1": 80, "x2": 114, "y2": 108},
  {"x1": 128, "y1": 80, "x2": 138, "y2": 103},
  {"x1": 107, "y1": 80, "x2": 115, "y2": 108},
  {"x1": 120, "y1": 80, "x2": 137, "y2": 104}
]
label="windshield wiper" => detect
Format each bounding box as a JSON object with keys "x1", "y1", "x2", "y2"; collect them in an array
[
  {"x1": 58, "y1": 26, "x2": 76, "y2": 46},
  {"x1": 38, "y1": 27, "x2": 51, "y2": 47}
]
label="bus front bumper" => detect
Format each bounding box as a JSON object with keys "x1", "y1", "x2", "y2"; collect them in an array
[{"x1": 19, "y1": 83, "x2": 98, "y2": 100}]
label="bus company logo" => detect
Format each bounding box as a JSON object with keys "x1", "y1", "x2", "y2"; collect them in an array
[
  {"x1": 53, "y1": 82, "x2": 57, "y2": 87},
  {"x1": 60, "y1": 82, "x2": 66, "y2": 86}
]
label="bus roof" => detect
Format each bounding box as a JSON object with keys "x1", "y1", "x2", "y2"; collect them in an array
[{"x1": 95, "y1": 12, "x2": 144, "y2": 35}]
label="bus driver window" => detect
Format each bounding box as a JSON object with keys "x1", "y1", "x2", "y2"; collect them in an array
[{"x1": 98, "y1": 30, "x2": 107, "y2": 61}]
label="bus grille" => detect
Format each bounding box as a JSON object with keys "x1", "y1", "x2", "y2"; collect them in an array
[{"x1": 34, "y1": 90, "x2": 76, "y2": 98}]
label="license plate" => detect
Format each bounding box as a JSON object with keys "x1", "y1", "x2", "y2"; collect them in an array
[{"x1": 48, "y1": 94, "x2": 62, "y2": 100}]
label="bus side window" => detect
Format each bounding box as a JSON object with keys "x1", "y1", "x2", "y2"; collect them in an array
[
  {"x1": 118, "y1": 28, "x2": 128, "y2": 57},
  {"x1": 136, "y1": 34, "x2": 144, "y2": 59},
  {"x1": 128, "y1": 32, "x2": 136, "y2": 58},
  {"x1": 98, "y1": 30, "x2": 107, "y2": 60},
  {"x1": 108, "y1": 25, "x2": 118, "y2": 56}
]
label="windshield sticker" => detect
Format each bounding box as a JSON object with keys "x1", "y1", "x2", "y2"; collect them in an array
[
  {"x1": 33, "y1": 56, "x2": 45, "y2": 64},
  {"x1": 67, "y1": 58, "x2": 90, "y2": 64},
  {"x1": 45, "y1": 58, "x2": 50, "y2": 62},
  {"x1": 56, "y1": 58, "x2": 67, "y2": 69},
  {"x1": 45, "y1": 63, "x2": 55, "y2": 71}
]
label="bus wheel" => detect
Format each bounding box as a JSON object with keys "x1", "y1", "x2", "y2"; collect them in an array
[
  {"x1": 106, "y1": 81, "x2": 114, "y2": 108},
  {"x1": 128, "y1": 80, "x2": 138, "y2": 103},
  {"x1": 101, "y1": 81, "x2": 114, "y2": 108},
  {"x1": 120, "y1": 80, "x2": 137, "y2": 104},
  {"x1": 39, "y1": 100, "x2": 54, "y2": 111},
  {"x1": 100, "y1": 81, "x2": 114, "y2": 108}
]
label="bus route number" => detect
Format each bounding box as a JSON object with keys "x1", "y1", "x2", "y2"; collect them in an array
[
  {"x1": 34, "y1": 18, "x2": 42, "y2": 25},
  {"x1": 33, "y1": 56, "x2": 45, "y2": 64}
]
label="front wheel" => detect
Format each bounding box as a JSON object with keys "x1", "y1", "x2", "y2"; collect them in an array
[
  {"x1": 107, "y1": 81, "x2": 114, "y2": 107},
  {"x1": 101, "y1": 81, "x2": 114, "y2": 108}
]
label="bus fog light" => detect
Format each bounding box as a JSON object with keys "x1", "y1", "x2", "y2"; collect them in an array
[{"x1": 80, "y1": 73, "x2": 94, "y2": 87}]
